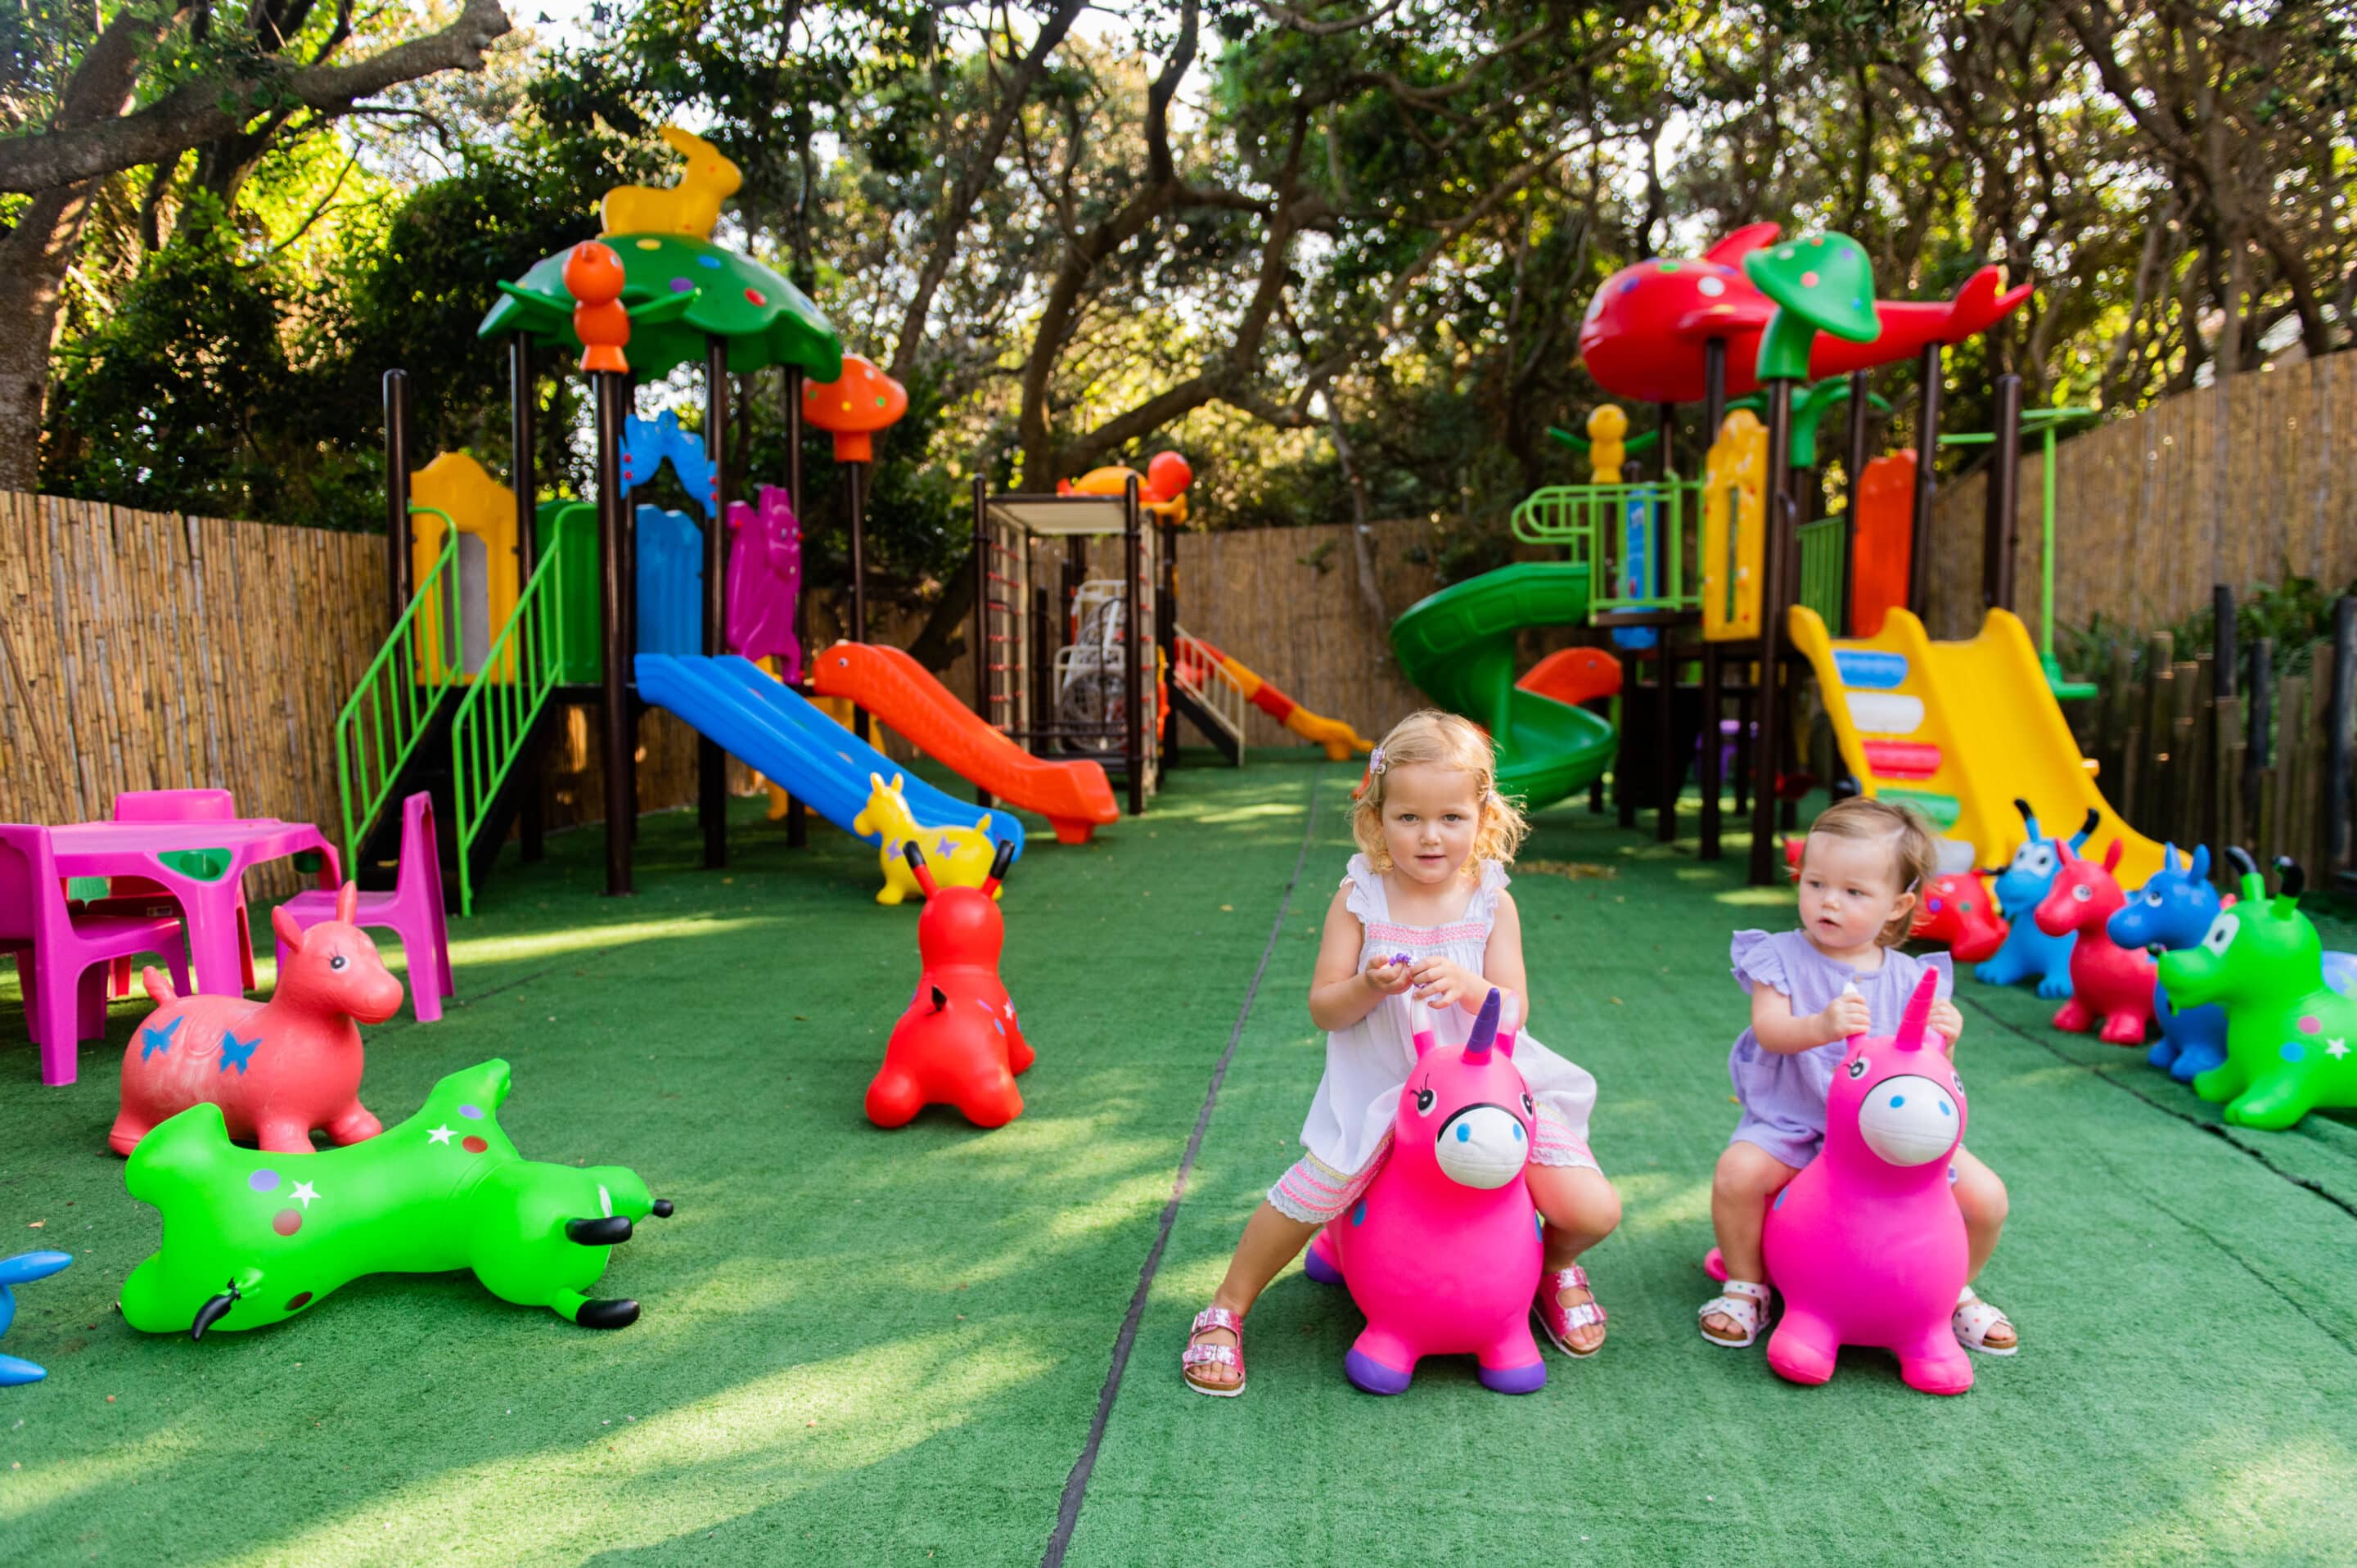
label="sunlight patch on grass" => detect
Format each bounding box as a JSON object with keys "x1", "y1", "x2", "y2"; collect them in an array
[
  {"x1": 0, "y1": 1424, "x2": 210, "y2": 1523},
  {"x1": 1623, "y1": 1174, "x2": 1715, "y2": 1235},
  {"x1": 2093, "y1": 1432, "x2": 2357, "y2": 1566},
  {"x1": 1715, "y1": 887, "x2": 1796, "y2": 909},
  {"x1": 237, "y1": 1330, "x2": 1052, "y2": 1567},
  {"x1": 442, "y1": 915, "x2": 773, "y2": 967}
]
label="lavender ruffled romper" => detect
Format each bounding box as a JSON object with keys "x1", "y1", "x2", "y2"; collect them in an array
[
  {"x1": 1727, "y1": 930, "x2": 1954, "y2": 1169},
  {"x1": 1269, "y1": 854, "x2": 1601, "y2": 1223}
]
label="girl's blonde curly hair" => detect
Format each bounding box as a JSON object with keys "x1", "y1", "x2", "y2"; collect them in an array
[{"x1": 1350, "y1": 709, "x2": 1530, "y2": 875}]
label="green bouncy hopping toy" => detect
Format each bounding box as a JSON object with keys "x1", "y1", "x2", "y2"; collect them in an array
[
  {"x1": 120, "y1": 1060, "x2": 672, "y2": 1337},
  {"x1": 2159, "y1": 852, "x2": 2357, "y2": 1132}
]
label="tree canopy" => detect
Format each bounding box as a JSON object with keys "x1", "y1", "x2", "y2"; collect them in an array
[{"x1": 8, "y1": 1, "x2": 2353, "y2": 655}]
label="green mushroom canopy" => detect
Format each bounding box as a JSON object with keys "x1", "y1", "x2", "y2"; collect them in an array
[
  {"x1": 1743, "y1": 232, "x2": 1880, "y2": 384},
  {"x1": 479, "y1": 232, "x2": 843, "y2": 381}
]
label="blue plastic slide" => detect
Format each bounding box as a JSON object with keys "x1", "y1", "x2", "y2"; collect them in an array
[{"x1": 634, "y1": 654, "x2": 1023, "y2": 859}]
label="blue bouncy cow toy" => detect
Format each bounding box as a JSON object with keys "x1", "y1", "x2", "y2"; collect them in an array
[{"x1": 1973, "y1": 800, "x2": 2098, "y2": 1000}]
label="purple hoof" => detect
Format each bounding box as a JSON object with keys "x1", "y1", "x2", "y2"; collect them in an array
[
  {"x1": 1303, "y1": 1246, "x2": 1344, "y2": 1286},
  {"x1": 1477, "y1": 1358, "x2": 1548, "y2": 1395},
  {"x1": 1344, "y1": 1349, "x2": 1413, "y2": 1395}
]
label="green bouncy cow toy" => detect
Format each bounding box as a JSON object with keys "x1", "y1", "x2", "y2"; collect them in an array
[
  {"x1": 2159, "y1": 852, "x2": 2357, "y2": 1132},
  {"x1": 120, "y1": 1060, "x2": 671, "y2": 1337}
]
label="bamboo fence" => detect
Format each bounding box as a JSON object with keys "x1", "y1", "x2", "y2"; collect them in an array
[{"x1": 1925, "y1": 354, "x2": 2357, "y2": 641}]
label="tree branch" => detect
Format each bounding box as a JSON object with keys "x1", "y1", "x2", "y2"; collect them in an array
[{"x1": 0, "y1": 0, "x2": 512, "y2": 194}]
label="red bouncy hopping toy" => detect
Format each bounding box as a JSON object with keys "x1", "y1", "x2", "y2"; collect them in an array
[
  {"x1": 2031, "y1": 839, "x2": 2157, "y2": 1045},
  {"x1": 1912, "y1": 872, "x2": 2009, "y2": 963},
  {"x1": 867, "y1": 842, "x2": 1034, "y2": 1129}
]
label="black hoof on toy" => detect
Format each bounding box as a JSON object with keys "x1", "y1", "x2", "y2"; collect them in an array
[
  {"x1": 575, "y1": 1298, "x2": 641, "y2": 1329},
  {"x1": 651, "y1": 1199, "x2": 674, "y2": 1219},
  {"x1": 566, "y1": 1215, "x2": 633, "y2": 1246}
]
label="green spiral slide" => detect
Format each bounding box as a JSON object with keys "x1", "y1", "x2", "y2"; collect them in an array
[{"x1": 1389, "y1": 561, "x2": 1616, "y2": 812}]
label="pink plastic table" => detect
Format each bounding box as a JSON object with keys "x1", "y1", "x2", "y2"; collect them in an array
[{"x1": 47, "y1": 818, "x2": 342, "y2": 997}]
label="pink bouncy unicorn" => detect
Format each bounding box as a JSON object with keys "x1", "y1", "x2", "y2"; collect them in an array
[
  {"x1": 1746, "y1": 971, "x2": 1974, "y2": 1395},
  {"x1": 1304, "y1": 990, "x2": 1547, "y2": 1395},
  {"x1": 110, "y1": 885, "x2": 403, "y2": 1156},
  {"x1": 2033, "y1": 838, "x2": 2157, "y2": 1045}
]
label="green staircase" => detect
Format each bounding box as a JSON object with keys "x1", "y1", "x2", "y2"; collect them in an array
[
  {"x1": 334, "y1": 507, "x2": 575, "y2": 917},
  {"x1": 1511, "y1": 480, "x2": 1702, "y2": 618}
]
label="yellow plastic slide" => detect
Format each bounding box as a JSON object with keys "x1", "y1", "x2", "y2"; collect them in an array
[{"x1": 1787, "y1": 603, "x2": 2162, "y2": 885}]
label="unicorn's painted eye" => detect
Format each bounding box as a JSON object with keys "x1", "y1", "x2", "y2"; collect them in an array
[
  {"x1": 329, "y1": 954, "x2": 349, "y2": 971},
  {"x1": 2071, "y1": 884, "x2": 2093, "y2": 903},
  {"x1": 1521, "y1": 1093, "x2": 1535, "y2": 1116},
  {"x1": 1414, "y1": 1085, "x2": 1436, "y2": 1116},
  {"x1": 2202, "y1": 912, "x2": 2239, "y2": 953},
  {"x1": 1845, "y1": 1057, "x2": 1869, "y2": 1080},
  {"x1": 2145, "y1": 890, "x2": 2164, "y2": 906}
]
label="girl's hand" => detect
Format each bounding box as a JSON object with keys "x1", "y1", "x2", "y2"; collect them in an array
[
  {"x1": 1929, "y1": 998, "x2": 1964, "y2": 1047},
  {"x1": 1817, "y1": 989, "x2": 1873, "y2": 1044},
  {"x1": 1409, "y1": 957, "x2": 1482, "y2": 1012},
  {"x1": 1363, "y1": 953, "x2": 1413, "y2": 996}
]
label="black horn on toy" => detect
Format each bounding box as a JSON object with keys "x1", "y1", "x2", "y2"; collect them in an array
[
  {"x1": 566, "y1": 1215, "x2": 634, "y2": 1247},
  {"x1": 191, "y1": 1283, "x2": 240, "y2": 1340}
]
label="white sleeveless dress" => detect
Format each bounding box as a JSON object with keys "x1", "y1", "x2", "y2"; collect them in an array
[{"x1": 1269, "y1": 854, "x2": 1602, "y2": 1223}]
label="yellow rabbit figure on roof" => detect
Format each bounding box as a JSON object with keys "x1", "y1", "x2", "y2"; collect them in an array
[
  {"x1": 854, "y1": 774, "x2": 1001, "y2": 906},
  {"x1": 601, "y1": 126, "x2": 741, "y2": 241}
]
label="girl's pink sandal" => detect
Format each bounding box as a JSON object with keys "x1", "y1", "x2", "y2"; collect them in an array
[
  {"x1": 1534, "y1": 1265, "x2": 1607, "y2": 1358},
  {"x1": 1182, "y1": 1305, "x2": 1246, "y2": 1396}
]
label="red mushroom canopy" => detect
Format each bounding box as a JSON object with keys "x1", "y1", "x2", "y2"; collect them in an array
[{"x1": 802, "y1": 353, "x2": 908, "y2": 463}]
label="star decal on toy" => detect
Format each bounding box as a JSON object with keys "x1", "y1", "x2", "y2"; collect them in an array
[
  {"x1": 426, "y1": 1124, "x2": 456, "y2": 1144},
  {"x1": 141, "y1": 1016, "x2": 183, "y2": 1061},
  {"x1": 2329, "y1": 1037, "x2": 2350, "y2": 1059},
  {"x1": 217, "y1": 1030, "x2": 259, "y2": 1075},
  {"x1": 291, "y1": 1181, "x2": 319, "y2": 1210},
  {"x1": 935, "y1": 835, "x2": 959, "y2": 861}
]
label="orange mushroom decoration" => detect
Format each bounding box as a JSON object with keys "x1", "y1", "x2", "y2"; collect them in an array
[
  {"x1": 801, "y1": 354, "x2": 908, "y2": 463},
  {"x1": 562, "y1": 241, "x2": 630, "y2": 375},
  {"x1": 1057, "y1": 449, "x2": 1195, "y2": 521}
]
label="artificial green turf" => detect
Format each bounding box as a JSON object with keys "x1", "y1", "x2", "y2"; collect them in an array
[{"x1": 2, "y1": 764, "x2": 2355, "y2": 1566}]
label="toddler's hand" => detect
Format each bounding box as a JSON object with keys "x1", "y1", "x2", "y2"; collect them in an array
[
  {"x1": 1363, "y1": 952, "x2": 1413, "y2": 996},
  {"x1": 1818, "y1": 986, "x2": 1873, "y2": 1044},
  {"x1": 1929, "y1": 998, "x2": 1964, "y2": 1047},
  {"x1": 1409, "y1": 957, "x2": 1480, "y2": 1012}
]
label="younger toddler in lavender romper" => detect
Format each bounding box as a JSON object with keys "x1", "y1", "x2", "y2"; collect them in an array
[{"x1": 1727, "y1": 930, "x2": 1954, "y2": 1171}]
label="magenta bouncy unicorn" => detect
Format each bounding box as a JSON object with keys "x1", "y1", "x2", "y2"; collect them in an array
[
  {"x1": 726, "y1": 484, "x2": 804, "y2": 680},
  {"x1": 1304, "y1": 990, "x2": 1547, "y2": 1395},
  {"x1": 1750, "y1": 971, "x2": 1974, "y2": 1395}
]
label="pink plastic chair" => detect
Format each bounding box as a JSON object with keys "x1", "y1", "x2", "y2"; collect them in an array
[
  {"x1": 92, "y1": 789, "x2": 257, "y2": 995},
  {"x1": 275, "y1": 792, "x2": 453, "y2": 1022},
  {"x1": 1, "y1": 824, "x2": 192, "y2": 1086}
]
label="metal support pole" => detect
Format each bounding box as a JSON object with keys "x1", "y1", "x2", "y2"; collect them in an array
[
  {"x1": 1841, "y1": 370, "x2": 1869, "y2": 638},
  {"x1": 1702, "y1": 340, "x2": 1728, "y2": 453},
  {"x1": 1699, "y1": 639, "x2": 1724, "y2": 859},
  {"x1": 1657, "y1": 401, "x2": 1677, "y2": 475},
  {"x1": 2328, "y1": 597, "x2": 2355, "y2": 872},
  {"x1": 2214, "y1": 584, "x2": 2238, "y2": 699},
  {"x1": 1656, "y1": 633, "x2": 1678, "y2": 843},
  {"x1": 1124, "y1": 477, "x2": 1145, "y2": 816},
  {"x1": 783, "y1": 367, "x2": 808, "y2": 849},
  {"x1": 699, "y1": 336, "x2": 730, "y2": 870},
  {"x1": 1984, "y1": 372, "x2": 2023, "y2": 613},
  {"x1": 972, "y1": 475, "x2": 994, "y2": 809},
  {"x1": 384, "y1": 369, "x2": 412, "y2": 623},
  {"x1": 1750, "y1": 379, "x2": 1797, "y2": 885},
  {"x1": 846, "y1": 459, "x2": 872, "y2": 743},
  {"x1": 1908, "y1": 343, "x2": 1943, "y2": 617},
  {"x1": 593, "y1": 368, "x2": 633, "y2": 897},
  {"x1": 508, "y1": 336, "x2": 544, "y2": 864},
  {"x1": 1157, "y1": 516, "x2": 1177, "y2": 781}
]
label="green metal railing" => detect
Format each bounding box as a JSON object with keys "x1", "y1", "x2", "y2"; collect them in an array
[
  {"x1": 448, "y1": 540, "x2": 567, "y2": 916},
  {"x1": 1512, "y1": 480, "x2": 1703, "y2": 619},
  {"x1": 335, "y1": 513, "x2": 460, "y2": 874},
  {"x1": 1795, "y1": 516, "x2": 1846, "y2": 629}
]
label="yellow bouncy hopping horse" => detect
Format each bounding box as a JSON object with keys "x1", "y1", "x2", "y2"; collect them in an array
[{"x1": 855, "y1": 774, "x2": 1001, "y2": 906}]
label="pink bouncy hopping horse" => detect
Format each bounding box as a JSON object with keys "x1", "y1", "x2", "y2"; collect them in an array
[
  {"x1": 2032, "y1": 838, "x2": 2157, "y2": 1045},
  {"x1": 1710, "y1": 971, "x2": 1973, "y2": 1394},
  {"x1": 110, "y1": 885, "x2": 404, "y2": 1156},
  {"x1": 1304, "y1": 989, "x2": 1547, "y2": 1395}
]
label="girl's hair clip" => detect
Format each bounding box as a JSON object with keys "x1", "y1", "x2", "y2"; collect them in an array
[{"x1": 1368, "y1": 745, "x2": 1387, "y2": 775}]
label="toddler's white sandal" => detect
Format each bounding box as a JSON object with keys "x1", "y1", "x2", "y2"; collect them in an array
[
  {"x1": 1953, "y1": 1287, "x2": 2018, "y2": 1356},
  {"x1": 1697, "y1": 1279, "x2": 1771, "y2": 1347}
]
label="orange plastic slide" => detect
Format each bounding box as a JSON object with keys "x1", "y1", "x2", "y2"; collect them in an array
[{"x1": 809, "y1": 642, "x2": 1119, "y2": 845}]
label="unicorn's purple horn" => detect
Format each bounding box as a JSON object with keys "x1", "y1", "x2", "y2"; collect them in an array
[
  {"x1": 1895, "y1": 971, "x2": 1941, "y2": 1052},
  {"x1": 1462, "y1": 988, "x2": 1503, "y2": 1062}
]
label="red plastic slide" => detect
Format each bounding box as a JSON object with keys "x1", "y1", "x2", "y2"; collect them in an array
[{"x1": 809, "y1": 642, "x2": 1119, "y2": 845}]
